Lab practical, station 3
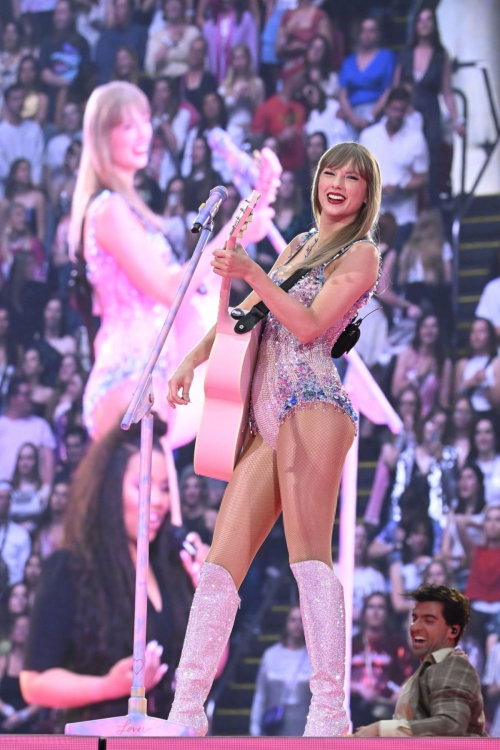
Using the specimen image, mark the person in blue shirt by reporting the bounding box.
[338,16,395,139]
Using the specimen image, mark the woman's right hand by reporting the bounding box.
[167,359,195,409]
[104,641,168,700]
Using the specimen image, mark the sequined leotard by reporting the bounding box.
[83,190,218,446]
[249,230,380,449]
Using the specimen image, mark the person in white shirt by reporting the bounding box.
[360,87,429,249]
[302,82,349,149]
[0,482,31,586]
[476,277,500,340]
[0,378,56,488]
[0,84,44,195]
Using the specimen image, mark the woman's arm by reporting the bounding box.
[453,358,467,401]
[483,358,500,408]
[338,87,359,127]
[389,560,412,613]
[212,240,379,344]
[438,358,453,409]
[35,93,49,125]
[441,51,465,135]
[34,192,46,243]
[378,248,419,313]
[391,348,413,400]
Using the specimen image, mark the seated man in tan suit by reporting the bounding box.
[354,584,487,738]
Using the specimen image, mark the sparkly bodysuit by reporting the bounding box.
[249,231,380,449]
[83,190,178,435]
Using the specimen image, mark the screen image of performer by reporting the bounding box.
[166,141,382,737]
[68,81,274,522]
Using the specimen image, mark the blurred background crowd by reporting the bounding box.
[0,0,499,737]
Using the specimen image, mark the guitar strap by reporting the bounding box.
[232,266,310,334]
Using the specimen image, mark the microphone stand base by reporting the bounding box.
[65,713,197,737]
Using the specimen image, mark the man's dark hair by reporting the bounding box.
[406,584,470,645]
[387,87,411,107]
[4,84,25,103]
[7,377,29,402]
[64,425,89,444]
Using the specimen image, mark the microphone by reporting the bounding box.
[191,185,228,233]
[168,524,197,558]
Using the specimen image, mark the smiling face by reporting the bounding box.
[453,397,473,432]
[410,600,456,660]
[109,105,152,174]
[416,8,435,41]
[458,466,480,504]
[474,419,496,455]
[358,18,380,50]
[425,562,448,586]
[19,58,36,86]
[122,449,170,543]
[307,35,327,65]
[418,315,439,346]
[14,160,31,186]
[470,318,492,354]
[8,583,28,615]
[316,160,368,225]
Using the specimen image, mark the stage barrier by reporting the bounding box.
[4,736,498,749]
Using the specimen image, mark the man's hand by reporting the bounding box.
[354,722,380,737]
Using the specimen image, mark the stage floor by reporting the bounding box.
[2,737,500,748]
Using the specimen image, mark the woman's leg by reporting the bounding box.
[276,405,355,736]
[169,431,282,734]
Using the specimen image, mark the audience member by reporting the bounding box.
[74,0,108,55]
[354,584,486,737]
[461,507,500,670]
[0,85,45,194]
[9,443,48,530]
[0,378,55,486]
[339,16,395,139]
[0,615,42,733]
[44,101,82,184]
[0,307,17,411]
[275,0,331,63]
[48,139,81,217]
[483,640,500,736]
[39,0,91,123]
[302,81,348,149]
[423,558,453,587]
[160,176,195,262]
[32,297,77,386]
[389,516,434,614]
[95,0,147,84]
[148,77,191,191]
[218,44,265,131]
[251,61,306,171]
[0,482,31,587]
[250,607,311,736]
[351,523,386,634]
[445,397,474,469]
[360,87,428,248]
[181,91,231,180]
[394,6,465,205]
[476,273,500,340]
[304,34,339,99]
[1,158,47,244]
[17,56,49,126]
[179,466,212,544]
[145,0,200,79]
[472,417,500,507]
[35,480,69,559]
[179,36,217,114]
[442,464,485,587]
[392,314,452,418]
[0,22,26,99]
[397,208,453,326]
[454,318,500,416]
[184,136,223,213]
[351,592,414,728]
[203,0,258,84]
[57,424,88,480]
[111,46,153,99]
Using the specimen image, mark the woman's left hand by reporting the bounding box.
[211,242,256,281]
[180,532,210,588]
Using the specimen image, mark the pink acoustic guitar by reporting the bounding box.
[194,191,261,481]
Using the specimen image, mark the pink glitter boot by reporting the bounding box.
[167,562,240,736]
[291,560,349,737]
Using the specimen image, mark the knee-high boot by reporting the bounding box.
[167,562,240,736]
[291,560,349,737]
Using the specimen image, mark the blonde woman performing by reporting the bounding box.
[166,142,382,736]
[69,82,274,522]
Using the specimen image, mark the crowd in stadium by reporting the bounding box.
[0,0,499,737]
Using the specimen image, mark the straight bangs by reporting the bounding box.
[286,141,383,273]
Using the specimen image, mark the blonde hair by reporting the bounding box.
[298,141,382,271]
[69,81,159,259]
[399,208,446,284]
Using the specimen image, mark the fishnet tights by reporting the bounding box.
[206,405,355,589]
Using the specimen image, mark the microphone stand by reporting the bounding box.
[65,218,215,738]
